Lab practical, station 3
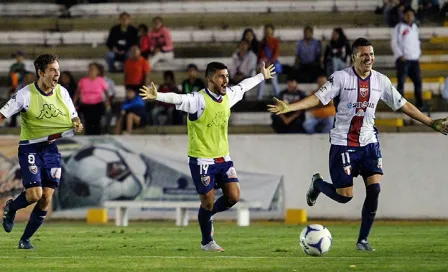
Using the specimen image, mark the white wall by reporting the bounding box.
[118,133,448,220]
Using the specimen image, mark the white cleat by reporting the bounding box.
[201,241,224,252]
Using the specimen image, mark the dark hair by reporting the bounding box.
[304,25,313,33]
[403,7,415,14]
[163,70,175,82]
[88,62,102,73]
[138,24,148,33]
[351,38,373,54]
[333,27,348,43]
[286,74,297,82]
[264,24,275,31]
[205,62,227,78]
[119,12,130,18]
[187,63,198,71]
[241,28,256,41]
[153,16,163,23]
[34,54,58,78]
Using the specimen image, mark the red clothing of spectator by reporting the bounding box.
[124,56,151,86]
[148,26,174,53]
[258,36,280,64]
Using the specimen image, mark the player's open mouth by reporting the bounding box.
[53,79,58,84]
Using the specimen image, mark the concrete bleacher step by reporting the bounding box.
[420,63,448,71]
[430,36,448,44]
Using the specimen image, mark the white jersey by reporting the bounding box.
[315,67,407,147]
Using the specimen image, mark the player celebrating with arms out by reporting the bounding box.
[140,62,275,251]
[268,38,447,251]
[1,54,83,249]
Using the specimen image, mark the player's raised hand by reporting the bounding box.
[431,117,448,135]
[261,61,276,80]
[139,82,158,100]
[267,97,291,115]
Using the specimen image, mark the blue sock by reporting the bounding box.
[198,206,213,245]
[212,196,233,215]
[21,205,47,240]
[315,179,352,203]
[9,192,30,212]
[358,184,381,243]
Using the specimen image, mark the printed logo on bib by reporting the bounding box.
[37,104,66,120]
[226,167,238,179]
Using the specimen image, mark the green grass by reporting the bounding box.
[1,221,448,271]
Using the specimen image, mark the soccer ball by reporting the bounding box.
[299,224,332,256]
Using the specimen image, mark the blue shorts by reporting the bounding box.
[18,141,62,189]
[189,158,239,195]
[329,143,383,189]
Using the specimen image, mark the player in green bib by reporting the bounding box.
[1,54,83,249]
[140,62,275,251]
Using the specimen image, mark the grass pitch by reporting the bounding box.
[0,221,447,271]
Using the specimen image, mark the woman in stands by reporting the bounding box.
[323,27,351,77]
[241,28,259,55]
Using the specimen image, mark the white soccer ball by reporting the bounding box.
[299,224,332,256]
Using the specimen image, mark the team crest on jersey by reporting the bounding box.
[37,104,66,120]
[377,158,383,169]
[226,167,238,179]
[201,175,210,186]
[360,87,369,98]
[29,164,38,175]
[343,165,351,175]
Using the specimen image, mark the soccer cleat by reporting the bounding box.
[2,199,16,233]
[18,239,34,250]
[306,173,322,206]
[356,240,375,251]
[201,240,224,252]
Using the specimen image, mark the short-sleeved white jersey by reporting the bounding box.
[315,67,407,147]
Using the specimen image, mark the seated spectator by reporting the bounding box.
[74,63,110,135]
[181,64,205,94]
[115,88,147,135]
[387,1,406,27]
[151,71,180,125]
[295,26,322,83]
[241,28,259,54]
[271,76,306,133]
[8,51,27,96]
[148,16,174,66]
[98,64,117,134]
[303,75,336,134]
[59,71,77,99]
[138,24,151,59]
[417,0,440,22]
[323,28,351,77]
[230,40,257,85]
[124,45,151,92]
[105,12,138,73]
[257,24,281,100]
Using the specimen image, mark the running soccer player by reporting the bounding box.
[139,62,275,251]
[268,38,448,251]
[1,54,83,249]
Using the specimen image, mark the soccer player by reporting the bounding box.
[139,62,275,251]
[268,38,448,251]
[1,54,83,249]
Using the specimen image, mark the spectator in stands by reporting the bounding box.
[386,0,406,27]
[181,64,205,94]
[124,45,151,92]
[8,51,27,96]
[417,0,440,22]
[151,71,180,125]
[271,75,306,133]
[105,12,138,73]
[74,62,110,135]
[9,71,36,128]
[295,26,322,83]
[148,16,174,66]
[241,28,259,54]
[138,24,151,59]
[391,7,425,110]
[323,28,351,77]
[257,24,281,100]
[115,88,147,135]
[59,71,77,99]
[97,64,116,134]
[303,75,336,134]
[230,40,257,85]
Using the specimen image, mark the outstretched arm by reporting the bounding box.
[267,95,321,115]
[399,102,448,134]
